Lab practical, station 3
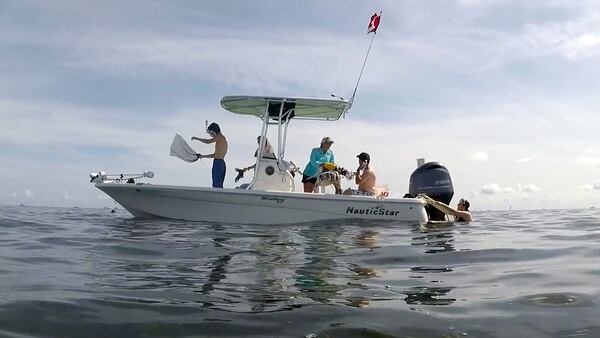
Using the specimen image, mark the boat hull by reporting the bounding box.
[96,183,428,224]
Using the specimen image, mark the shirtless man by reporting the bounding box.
[420,195,473,222]
[235,136,275,182]
[240,136,275,172]
[192,122,228,188]
[344,152,376,196]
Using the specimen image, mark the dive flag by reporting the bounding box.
[367,12,381,34]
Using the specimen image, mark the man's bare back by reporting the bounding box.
[357,166,376,193]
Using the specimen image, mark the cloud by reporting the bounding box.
[68,36,363,94]
[481,183,512,194]
[63,190,73,200]
[480,184,498,194]
[472,151,489,161]
[581,180,600,191]
[523,8,600,60]
[577,156,600,166]
[24,190,34,199]
[480,183,541,195]
[458,0,483,6]
[521,184,540,193]
[583,147,600,154]
[516,156,535,163]
[583,180,600,191]
[525,7,600,60]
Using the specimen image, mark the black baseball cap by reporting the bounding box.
[357,152,370,161]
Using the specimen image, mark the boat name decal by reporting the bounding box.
[346,205,400,216]
[261,196,285,204]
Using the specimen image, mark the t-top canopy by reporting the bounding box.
[220,96,349,121]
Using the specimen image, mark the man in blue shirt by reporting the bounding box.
[302,137,335,193]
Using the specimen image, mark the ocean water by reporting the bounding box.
[0,205,599,338]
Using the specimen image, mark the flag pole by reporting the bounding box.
[346,11,381,116]
[349,32,375,110]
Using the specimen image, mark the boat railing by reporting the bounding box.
[90,171,154,184]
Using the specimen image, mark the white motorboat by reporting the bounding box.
[92,96,429,224]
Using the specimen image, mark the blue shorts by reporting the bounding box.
[212,159,226,188]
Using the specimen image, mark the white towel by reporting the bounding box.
[170,133,199,163]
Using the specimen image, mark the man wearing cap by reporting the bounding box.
[302,137,336,193]
[344,152,377,196]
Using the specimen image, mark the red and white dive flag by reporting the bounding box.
[367,12,381,34]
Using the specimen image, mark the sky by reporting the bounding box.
[2,0,600,210]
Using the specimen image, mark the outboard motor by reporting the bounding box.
[409,161,454,221]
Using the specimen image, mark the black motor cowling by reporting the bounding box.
[409,162,454,221]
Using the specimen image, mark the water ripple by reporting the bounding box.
[0,205,599,337]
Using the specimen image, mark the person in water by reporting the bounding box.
[235,136,275,182]
[192,122,228,188]
[421,195,473,222]
[344,152,376,196]
[302,137,335,193]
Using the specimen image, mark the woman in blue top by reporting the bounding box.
[302,137,335,192]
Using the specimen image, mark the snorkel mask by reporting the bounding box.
[206,122,220,138]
